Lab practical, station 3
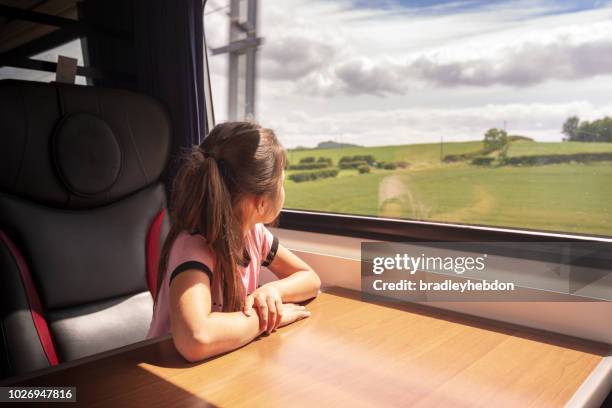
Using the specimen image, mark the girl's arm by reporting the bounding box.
[169,269,264,362]
[264,243,321,303]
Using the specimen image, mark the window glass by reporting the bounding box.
[205,1,612,237]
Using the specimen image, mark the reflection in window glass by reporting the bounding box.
[205,1,612,237]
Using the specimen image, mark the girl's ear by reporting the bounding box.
[256,196,267,215]
[247,195,265,217]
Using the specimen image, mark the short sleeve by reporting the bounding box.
[259,224,279,267]
[167,232,215,286]
[169,261,213,285]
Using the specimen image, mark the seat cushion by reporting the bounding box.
[47,291,153,362]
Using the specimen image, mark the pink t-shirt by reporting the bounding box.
[146,222,278,339]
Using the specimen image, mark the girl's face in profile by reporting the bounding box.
[263,170,285,223]
[246,170,285,227]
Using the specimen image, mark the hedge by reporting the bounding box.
[471,156,495,166]
[501,152,612,166]
[299,157,316,163]
[443,146,497,163]
[316,157,333,166]
[288,168,339,182]
[339,160,369,169]
[339,155,375,165]
[288,162,329,170]
[376,161,398,170]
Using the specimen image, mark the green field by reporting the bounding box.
[284,141,612,236]
[506,140,612,157]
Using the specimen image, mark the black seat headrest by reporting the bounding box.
[0,79,172,209]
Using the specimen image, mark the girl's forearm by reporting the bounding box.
[267,270,321,303]
[175,311,264,362]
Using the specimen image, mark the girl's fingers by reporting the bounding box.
[243,295,254,316]
[256,296,268,332]
[266,297,276,334]
[274,298,283,331]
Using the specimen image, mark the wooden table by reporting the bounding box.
[2,287,609,407]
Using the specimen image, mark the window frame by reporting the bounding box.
[277,209,612,243]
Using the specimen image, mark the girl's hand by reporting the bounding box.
[243,284,283,334]
[278,303,311,328]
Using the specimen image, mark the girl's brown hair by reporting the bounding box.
[155,121,287,312]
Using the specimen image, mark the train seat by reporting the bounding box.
[0,79,171,378]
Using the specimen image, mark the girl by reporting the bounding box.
[147,121,322,362]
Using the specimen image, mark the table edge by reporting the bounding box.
[566,353,612,408]
[0,334,172,386]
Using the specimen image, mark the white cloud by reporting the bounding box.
[408,37,612,88]
[260,35,336,80]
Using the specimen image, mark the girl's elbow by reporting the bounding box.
[311,269,322,295]
[173,330,215,363]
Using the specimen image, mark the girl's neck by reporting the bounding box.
[242,221,255,238]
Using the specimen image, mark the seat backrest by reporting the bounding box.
[0,79,172,379]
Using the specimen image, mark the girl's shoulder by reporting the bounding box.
[251,223,279,265]
[168,230,216,273]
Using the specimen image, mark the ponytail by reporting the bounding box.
[200,151,245,312]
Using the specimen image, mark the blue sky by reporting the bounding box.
[352,0,608,14]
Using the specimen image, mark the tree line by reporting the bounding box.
[562,116,612,142]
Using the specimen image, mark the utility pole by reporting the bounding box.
[210,0,262,121]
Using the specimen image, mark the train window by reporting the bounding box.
[204,1,612,238]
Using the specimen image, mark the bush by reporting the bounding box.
[339,155,375,165]
[471,156,495,166]
[357,165,370,174]
[356,155,376,165]
[288,162,329,170]
[339,160,369,169]
[377,160,407,169]
[484,128,509,151]
[288,168,339,182]
[299,156,315,163]
[316,157,333,166]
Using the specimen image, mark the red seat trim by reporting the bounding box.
[146,209,165,300]
[0,231,59,366]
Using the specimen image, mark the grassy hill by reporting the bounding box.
[287,141,483,167]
